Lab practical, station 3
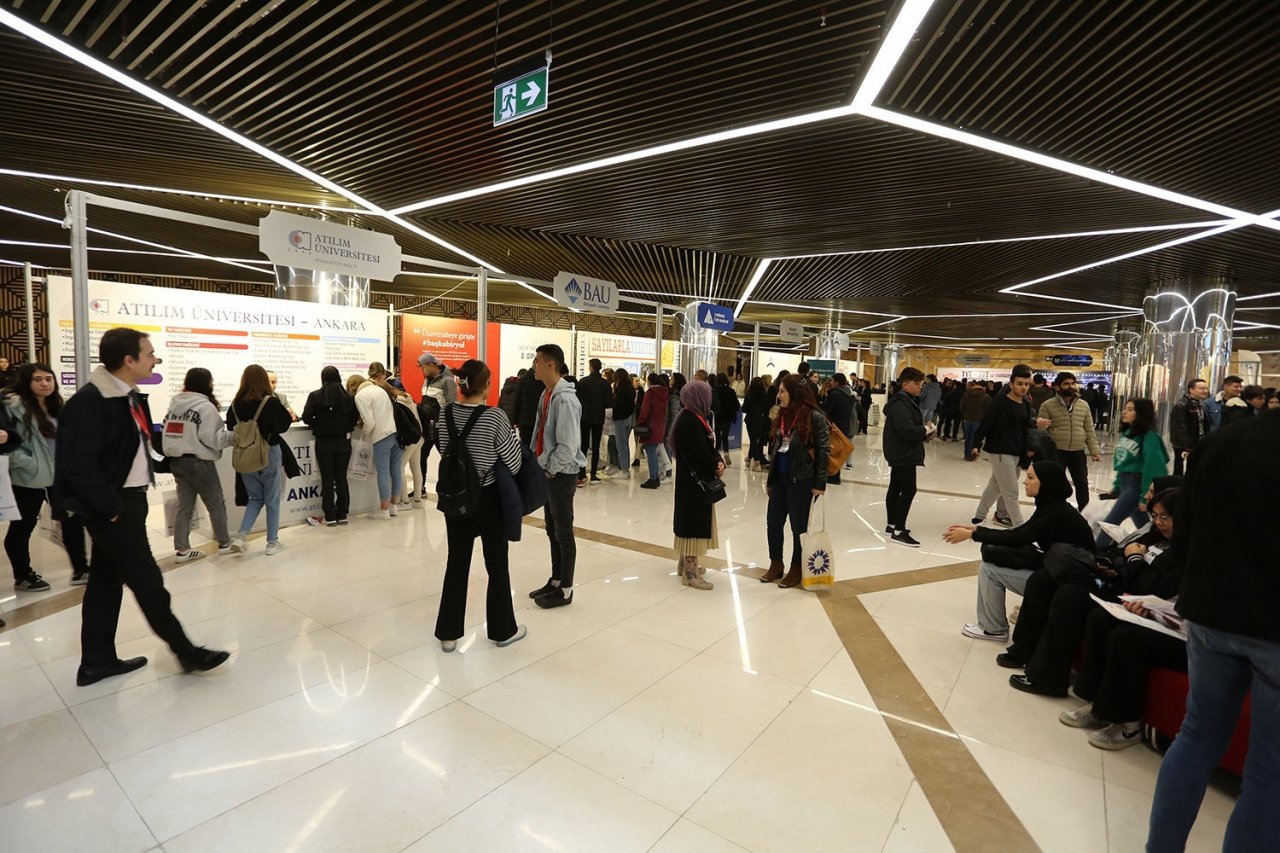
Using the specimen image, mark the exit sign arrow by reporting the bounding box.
[494,65,549,126]
[521,79,541,105]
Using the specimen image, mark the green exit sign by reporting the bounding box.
[493,66,548,126]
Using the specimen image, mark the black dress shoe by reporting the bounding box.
[1009,673,1067,697]
[528,580,558,599]
[77,656,148,686]
[996,653,1025,669]
[640,479,660,489]
[179,647,230,673]
[535,590,573,609]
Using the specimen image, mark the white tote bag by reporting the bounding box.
[800,496,835,589]
[0,456,20,523]
[348,437,374,481]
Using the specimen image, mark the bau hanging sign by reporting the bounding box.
[554,271,618,314]
[259,210,402,282]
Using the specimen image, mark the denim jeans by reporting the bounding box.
[372,433,404,502]
[644,442,662,481]
[962,420,982,458]
[766,478,814,566]
[238,444,282,542]
[1147,621,1280,852]
[1095,471,1145,549]
[170,455,230,550]
[613,416,634,474]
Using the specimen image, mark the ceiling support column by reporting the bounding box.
[678,302,717,378]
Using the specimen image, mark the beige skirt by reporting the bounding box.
[673,507,718,559]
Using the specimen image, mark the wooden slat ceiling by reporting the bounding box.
[1,0,1277,348]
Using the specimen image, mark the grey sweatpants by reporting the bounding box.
[170,455,230,551]
[975,452,1024,525]
[975,561,1033,633]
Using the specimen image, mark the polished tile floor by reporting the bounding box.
[0,436,1236,852]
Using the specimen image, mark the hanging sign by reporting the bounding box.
[258,210,401,281]
[494,65,549,126]
[1049,354,1094,367]
[696,302,735,331]
[956,354,991,366]
[553,271,618,314]
[779,320,805,344]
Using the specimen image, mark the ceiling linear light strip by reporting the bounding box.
[768,221,1237,260]
[732,259,773,318]
[0,10,518,283]
[858,106,1280,232]
[850,0,940,110]
[0,167,375,213]
[0,239,277,268]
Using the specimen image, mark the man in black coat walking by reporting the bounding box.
[576,358,609,484]
[881,367,933,548]
[55,328,228,686]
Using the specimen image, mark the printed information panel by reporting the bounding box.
[47,276,389,406]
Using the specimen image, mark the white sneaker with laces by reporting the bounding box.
[175,550,204,564]
[370,508,391,520]
[961,622,1008,642]
[1087,722,1142,750]
[388,503,399,517]
[229,533,247,553]
[265,541,286,557]
[1059,704,1104,729]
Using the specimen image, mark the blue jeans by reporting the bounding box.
[613,416,633,473]
[644,442,661,480]
[767,479,814,566]
[1095,471,1145,549]
[239,444,282,542]
[1148,622,1280,852]
[372,434,404,502]
[962,420,981,458]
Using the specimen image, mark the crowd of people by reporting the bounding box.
[2,337,1275,848]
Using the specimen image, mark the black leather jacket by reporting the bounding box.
[766,409,829,490]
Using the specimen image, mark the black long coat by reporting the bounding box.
[672,412,720,539]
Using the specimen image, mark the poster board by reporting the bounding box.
[575,332,675,377]
[498,324,574,384]
[397,314,501,405]
[47,276,388,407]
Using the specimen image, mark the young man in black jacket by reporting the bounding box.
[576,358,609,484]
[54,328,228,686]
[1167,378,1209,476]
[1147,408,1280,851]
[881,367,933,547]
[970,364,1050,527]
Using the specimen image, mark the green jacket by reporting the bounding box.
[1111,428,1168,498]
[3,399,55,488]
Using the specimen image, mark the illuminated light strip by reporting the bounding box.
[770,221,1235,260]
[0,239,276,269]
[732,258,773,318]
[860,105,1280,230]
[0,166,373,213]
[851,0,940,109]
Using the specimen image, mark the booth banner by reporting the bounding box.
[258,209,402,282]
[757,349,804,380]
[397,314,501,405]
[575,332,674,377]
[47,276,388,406]
[498,324,573,383]
[936,365,1113,390]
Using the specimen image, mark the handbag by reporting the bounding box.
[815,420,854,475]
[0,456,20,523]
[980,542,1044,572]
[800,496,835,589]
[696,476,727,505]
[634,423,651,439]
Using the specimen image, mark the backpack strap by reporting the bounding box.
[444,404,485,443]
[250,396,270,424]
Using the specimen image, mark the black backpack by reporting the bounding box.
[392,400,423,449]
[436,406,484,518]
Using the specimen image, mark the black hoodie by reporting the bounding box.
[972,460,1094,553]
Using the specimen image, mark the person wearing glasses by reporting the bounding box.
[1001,488,1184,698]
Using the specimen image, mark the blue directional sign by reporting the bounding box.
[696,302,734,332]
[1050,354,1094,367]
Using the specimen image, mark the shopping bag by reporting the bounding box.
[0,456,20,523]
[39,507,63,548]
[800,496,835,589]
[348,437,373,481]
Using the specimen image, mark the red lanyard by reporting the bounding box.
[129,396,150,439]
[535,391,551,455]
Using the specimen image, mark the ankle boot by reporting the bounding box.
[760,559,785,583]
[682,559,713,590]
[778,562,803,588]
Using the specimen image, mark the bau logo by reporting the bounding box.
[563,277,582,305]
[288,230,312,251]
[89,298,109,314]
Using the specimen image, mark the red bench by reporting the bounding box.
[1142,668,1251,776]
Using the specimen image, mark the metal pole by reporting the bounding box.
[23,262,36,364]
[476,267,488,358]
[752,322,761,380]
[66,190,91,386]
[654,304,664,372]
[387,307,396,373]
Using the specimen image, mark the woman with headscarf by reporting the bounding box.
[670,379,725,590]
[944,460,1094,642]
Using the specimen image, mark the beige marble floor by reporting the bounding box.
[0,438,1234,852]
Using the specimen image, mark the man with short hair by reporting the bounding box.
[1028,374,1054,413]
[1038,372,1101,509]
[1203,374,1243,431]
[528,344,586,609]
[882,367,933,547]
[576,358,609,484]
[416,353,458,485]
[1169,378,1210,475]
[970,364,1050,527]
[1146,407,1280,851]
[54,328,228,686]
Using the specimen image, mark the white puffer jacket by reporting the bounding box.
[355,381,396,444]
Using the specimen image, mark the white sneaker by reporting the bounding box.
[1088,722,1142,750]
[389,503,399,517]
[305,516,325,527]
[265,541,286,557]
[1059,704,1104,729]
[228,534,247,554]
[370,509,391,520]
[961,622,1008,642]
[1008,605,1021,626]
[411,496,422,505]
[217,544,232,555]
[175,549,204,564]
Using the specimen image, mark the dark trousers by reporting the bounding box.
[1054,448,1091,510]
[1172,448,1187,476]
[1012,577,1098,689]
[314,436,352,522]
[579,421,603,479]
[5,485,87,580]
[419,429,434,485]
[518,423,535,450]
[962,420,982,458]
[544,472,577,588]
[80,490,196,667]
[745,419,767,463]
[885,465,918,531]
[1074,611,1188,723]
[939,411,960,440]
[767,478,814,566]
[435,486,517,642]
[715,422,732,454]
